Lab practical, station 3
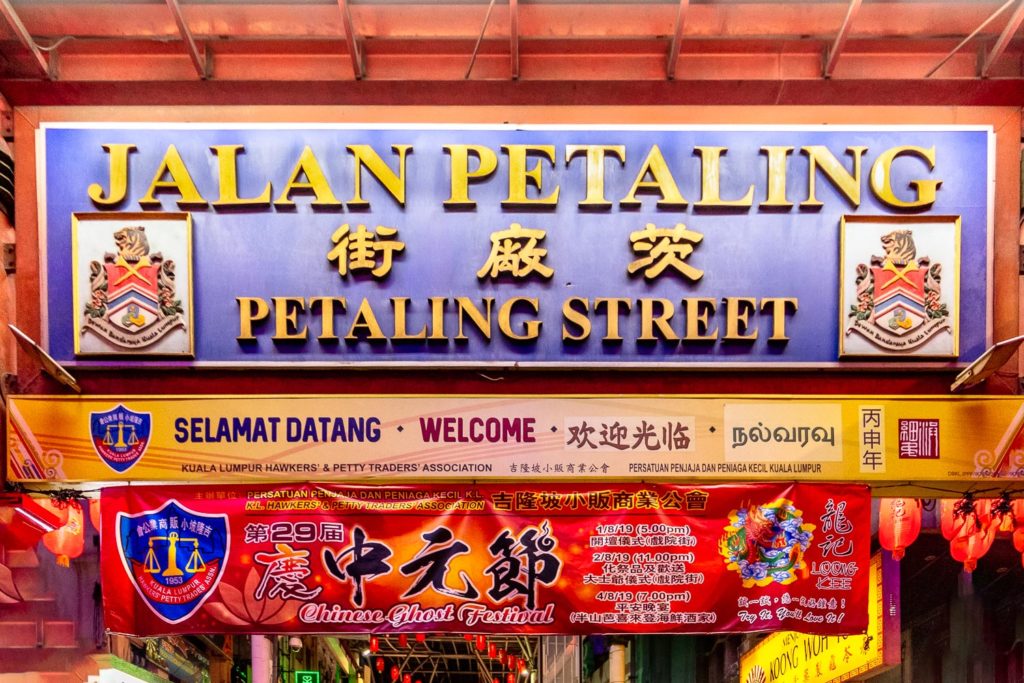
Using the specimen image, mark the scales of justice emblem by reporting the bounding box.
[116,500,229,624]
[90,404,152,473]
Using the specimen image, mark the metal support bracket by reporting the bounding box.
[338,0,366,80]
[823,0,863,78]
[666,0,690,80]
[980,0,1024,77]
[0,0,51,79]
[510,0,519,80]
[165,0,210,79]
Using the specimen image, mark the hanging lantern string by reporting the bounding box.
[952,491,979,531]
[868,483,1024,500]
[5,482,98,502]
[991,492,1015,518]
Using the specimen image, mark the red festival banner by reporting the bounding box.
[101,483,870,637]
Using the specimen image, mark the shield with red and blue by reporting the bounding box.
[116,499,230,624]
[90,404,151,473]
[104,258,162,333]
[871,260,928,336]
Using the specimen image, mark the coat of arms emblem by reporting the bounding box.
[844,227,955,355]
[73,212,193,356]
[116,500,229,624]
[81,225,185,349]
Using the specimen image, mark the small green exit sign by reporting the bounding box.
[295,671,320,683]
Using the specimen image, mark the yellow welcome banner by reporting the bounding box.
[7,394,1024,484]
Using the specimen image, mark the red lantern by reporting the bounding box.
[942,495,997,572]
[991,495,1017,533]
[941,497,992,540]
[402,675,411,683]
[390,665,400,683]
[506,675,514,683]
[398,633,408,648]
[878,498,922,560]
[34,498,70,528]
[489,643,498,658]
[375,658,385,674]
[88,498,101,533]
[519,660,528,673]
[1013,526,1024,568]
[493,678,500,683]
[415,633,426,643]
[2,495,64,550]
[476,634,487,652]
[950,523,996,572]
[464,633,474,641]
[370,635,380,653]
[42,501,84,567]
[940,499,960,539]
[1014,526,1024,553]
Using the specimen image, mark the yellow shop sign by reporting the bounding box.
[739,553,900,683]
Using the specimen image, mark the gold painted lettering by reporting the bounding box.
[639,298,680,341]
[345,299,387,341]
[455,297,494,341]
[237,297,269,341]
[722,297,758,341]
[272,297,308,341]
[391,297,428,339]
[694,147,754,207]
[210,145,272,208]
[562,297,592,341]
[870,146,940,209]
[498,297,541,341]
[800,146,866,208]
[565,144,626,208]
[683,298,718,340]
[594,298,633,342]
[620,145,687,208]
[347,144,411,208]
[428,296,448,340]
[502,145,560,207]
[309,296,346,341]
[444,144,498,208]
[761,297,798,342]
[138,144,208,208]
[760,146,794,207]
[274,146,343,207]
[88,143,136,207]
